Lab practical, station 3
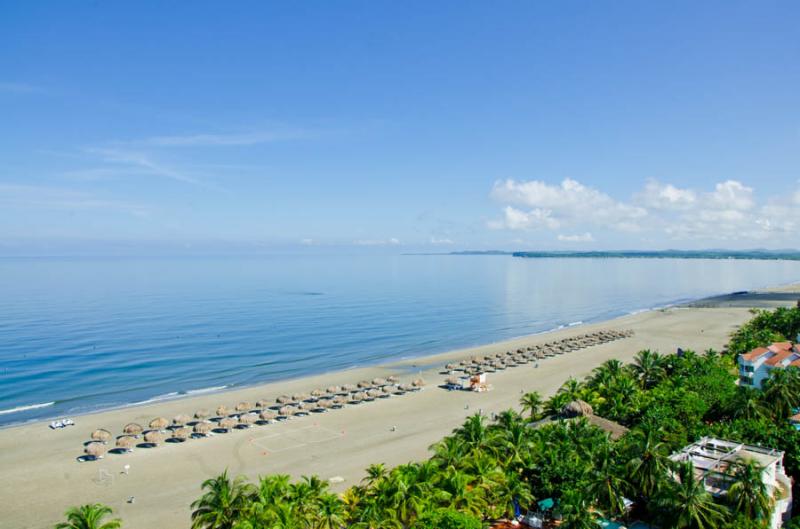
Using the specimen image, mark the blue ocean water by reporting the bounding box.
[1,254,799,426]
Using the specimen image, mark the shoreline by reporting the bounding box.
[4,280,799,431]
[0,285,763,430]
[2,286,797,528]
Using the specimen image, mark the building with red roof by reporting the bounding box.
[738,342,800,389]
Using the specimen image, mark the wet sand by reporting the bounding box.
[1,287,795,529]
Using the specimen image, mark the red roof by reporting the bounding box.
[765,350,794,367]
[741,347,769,362]
[768,342,793,353]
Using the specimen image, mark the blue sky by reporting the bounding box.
[1,1,798,254]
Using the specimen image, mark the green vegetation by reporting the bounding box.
[55,504,121,529]
[56,307,800,529]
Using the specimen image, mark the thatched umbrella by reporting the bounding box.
[332,396,347,407]
[91,428,112,442]
[149,417,169,430]
[381,385,396,395]
[239,413,258,426]
[235,402,252,413]
[445,376,460,386]
[342,383,357,393]
[115,435,136,451]
[292,392,309,402]
[296,402,313,413]
[84,442,107,459]
[171,427,191,441]
[562,400,594,418]
[387,375,399,383]
[326,385,341,395]
[193,422,212,436]
[350,392,364,403]
[218,417,237,431]
[123,423,143,436]
[259,410,277,422]
[412,378,425,388]
[276,395,293,404]
[315,399,332,410]
[445,363,458,370]
[194,409,210,420]
[311,388,326,398]
[367,389,382,399]
[398,383,414,393]
[144,431,165,445]
[216,405,229,417]
[256,399,271,409]
[372,377,387,387]
[173,414,191,427]
[278,406,295,417]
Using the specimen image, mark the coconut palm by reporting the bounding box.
[630,349,665,389]
[590,359,625,388]
[55,504,121,529]
[762,367,800,418]
[587,445,631,517]
[726,458,773,522]
[191,470,254,529]
[625,427,672,499]
[557,377,583,401]
[520,390,543,420]
[655,462,729,529]
[559,489,602,529]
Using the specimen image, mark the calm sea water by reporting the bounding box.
[1,254,799,426]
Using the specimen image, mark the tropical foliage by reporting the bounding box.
[59,307,800,528]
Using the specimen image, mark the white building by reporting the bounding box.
[738,341,800,389]
[671,437,793,529]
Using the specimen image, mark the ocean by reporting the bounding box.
[1,254,799,426]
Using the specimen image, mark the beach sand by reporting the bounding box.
[1,287,797,529]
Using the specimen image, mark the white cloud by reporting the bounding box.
[557,232,594,242]
[354,238,401,246]
[489,177,798,246]
[85,148,212,188]
[637,180,696,210]
[300,238,315,246]
[429,237,454,245]
[489,178,646,232]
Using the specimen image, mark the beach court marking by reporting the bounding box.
[252,424,344,453]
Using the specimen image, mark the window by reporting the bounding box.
[739,376,752,385]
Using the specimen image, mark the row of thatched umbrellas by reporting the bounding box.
[82,376,426,460]
[442,329,634,378]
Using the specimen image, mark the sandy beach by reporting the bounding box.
[1,287,797,529]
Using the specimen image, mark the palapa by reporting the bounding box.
[171,427,191,440]
[91,428,112,442]
[122,423,143,436]
[149,417,169,430]
[217,417,237,430]
[256,399,270,409]
[276,395,293,404]
[172,414,191,426]
[259,410,277,422]
[561,399,594,418]
[143,430,165,444]
[115,436,136,450]
[235,402,252,412]
[216,405,229,417]
[278,406,295,417]
[193,422,212,435]
[238,413,257,426]
[194,409,210,420]
[84,442,107,458]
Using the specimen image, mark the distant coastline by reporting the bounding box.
[439,249,800,261]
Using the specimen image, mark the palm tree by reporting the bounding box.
[591,359,625,388]
[191,470,254,529]
[625,427,672,500]
[455,413,490,452]
[726,458,773,523]
[587,445,631,517]
[520,391,543,420]
[655,462,728,529]
[558,377,583,401]
[55,504,121,529]
[313,494,346,529]
[558,489,602,529]
[630,349,665,389]
[762,367,800,418]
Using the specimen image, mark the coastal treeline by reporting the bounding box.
[56,307,800,529]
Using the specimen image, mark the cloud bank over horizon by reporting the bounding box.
[489,177,799,248]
